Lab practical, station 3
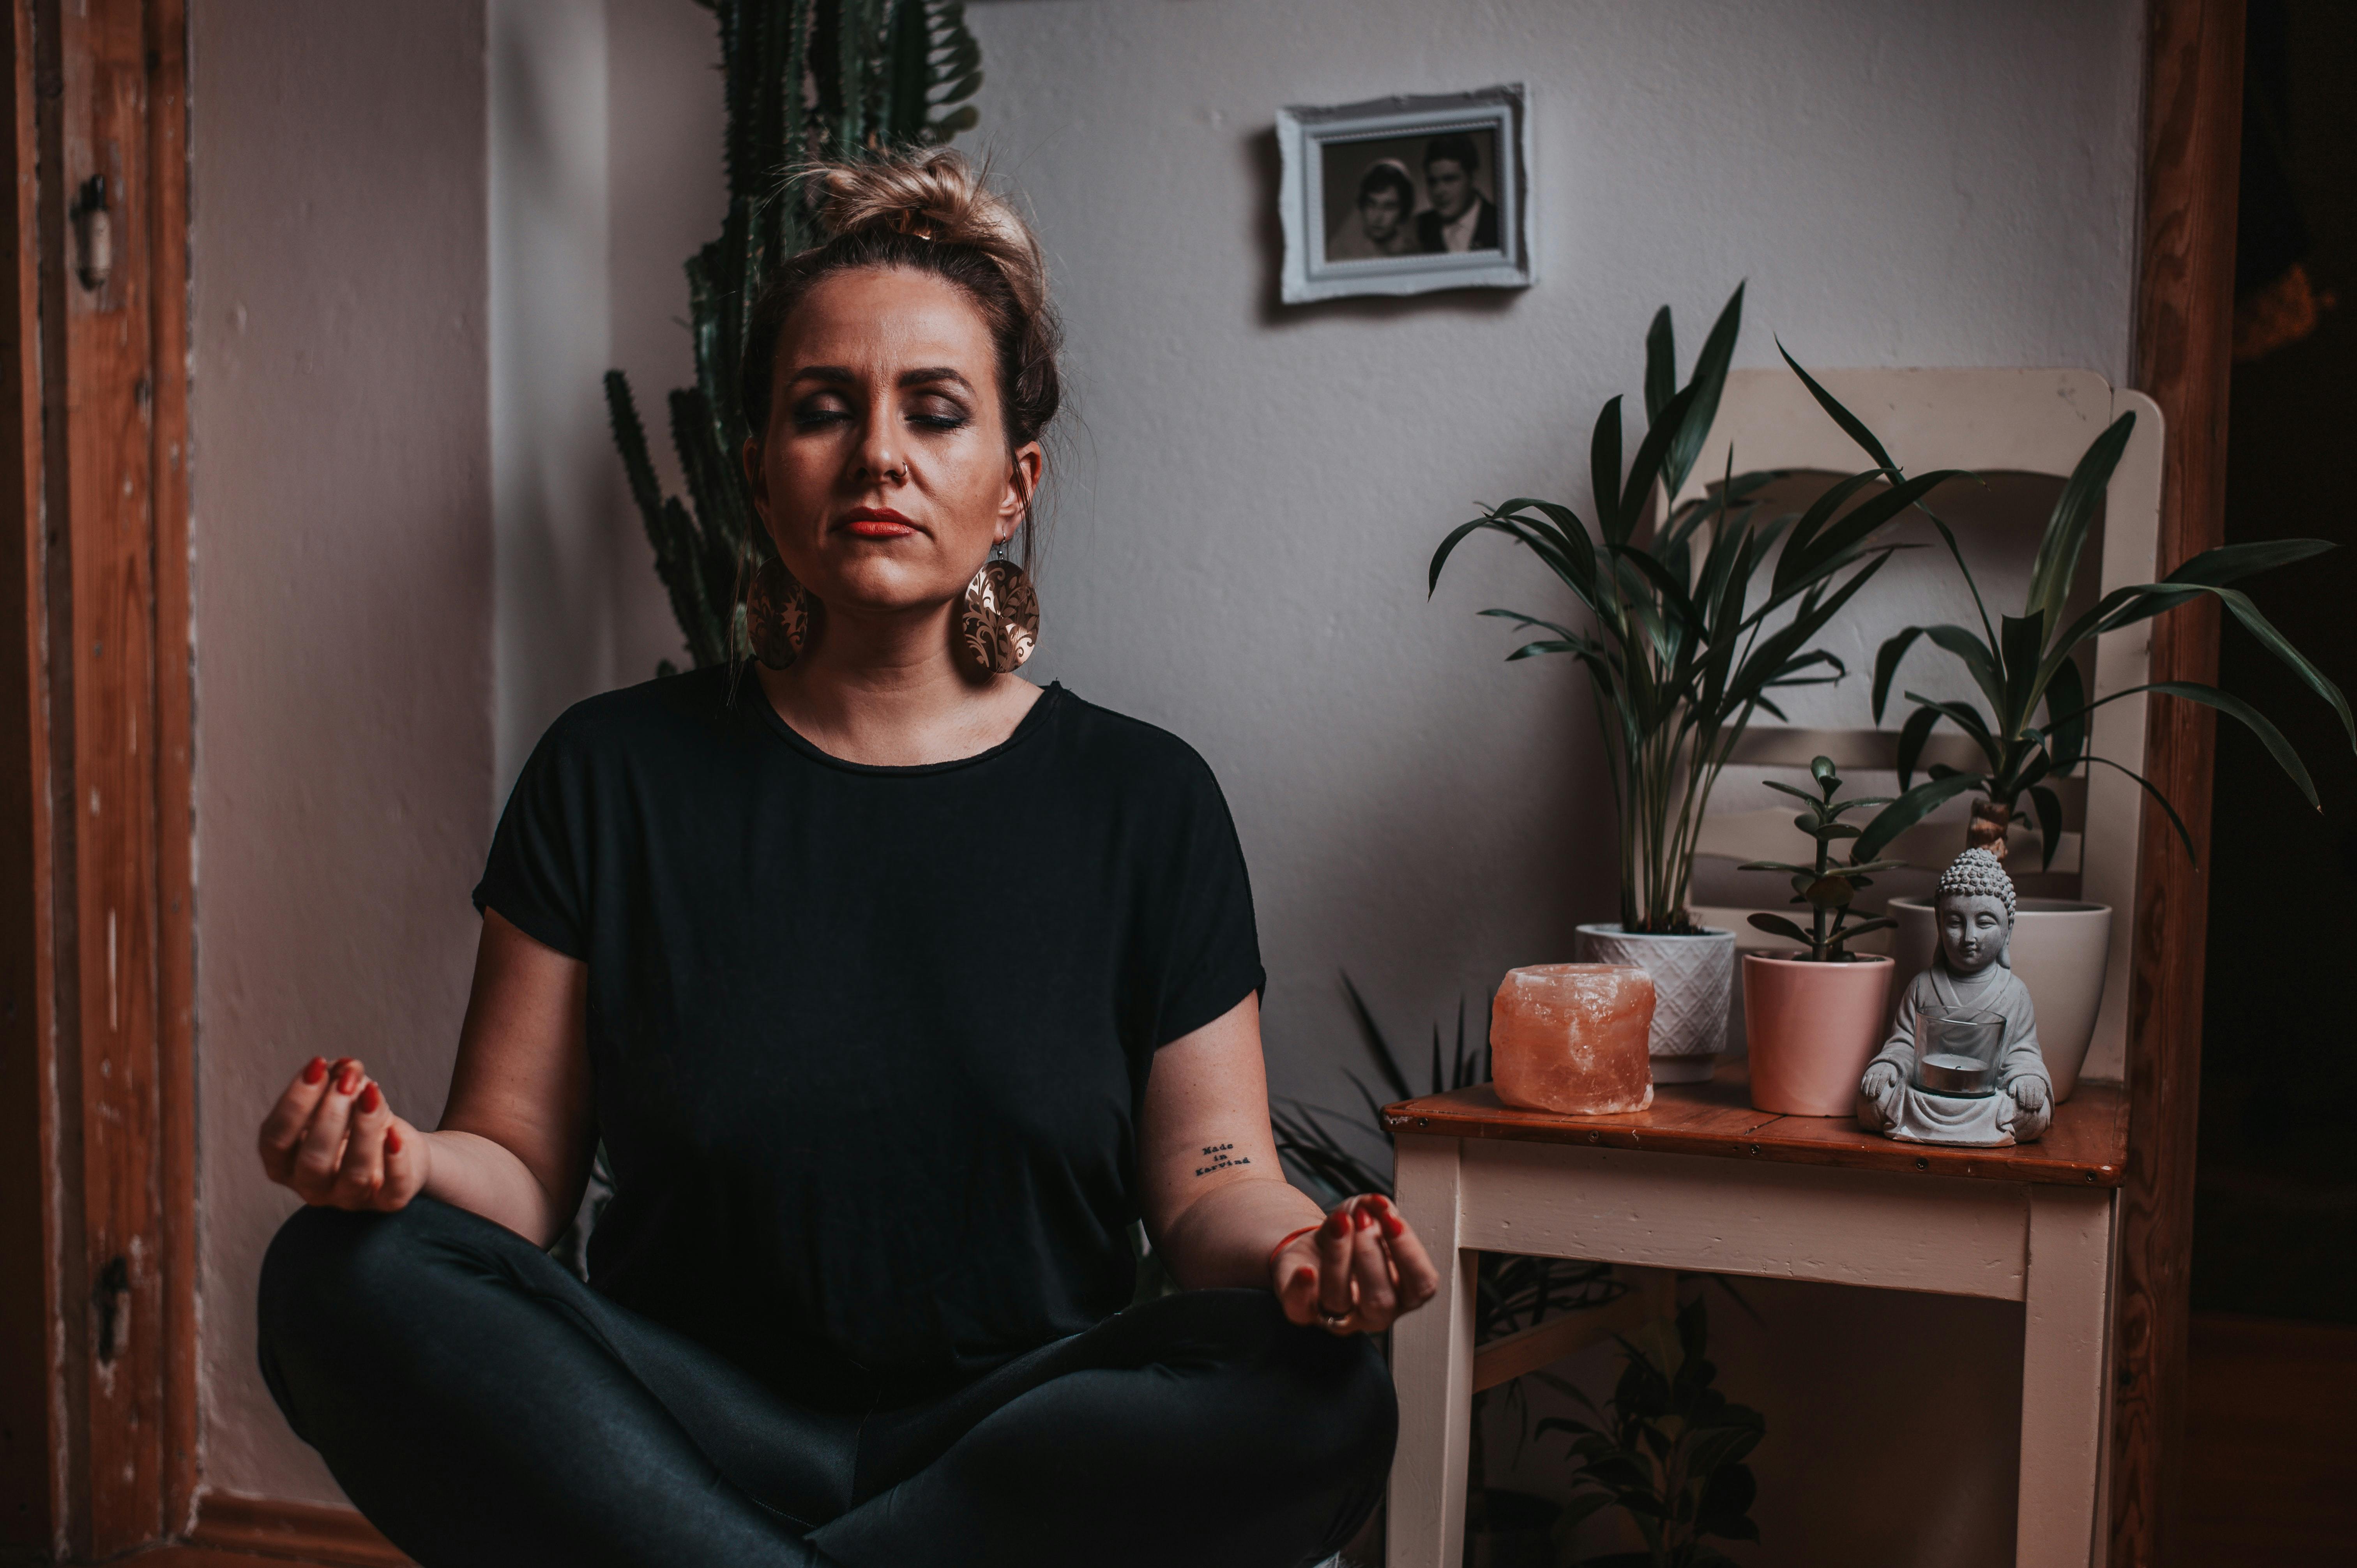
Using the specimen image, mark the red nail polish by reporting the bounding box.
[1383,1214,1405,1238]
[385,1127,404,1155]
[357,1083,381,1114]
[1323,1211,1348,1235]
[302,1057,327,1084]
[1357,1207,1375,1231]
[337,1066,361,1095]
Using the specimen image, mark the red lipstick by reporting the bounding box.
[841,507,918,539]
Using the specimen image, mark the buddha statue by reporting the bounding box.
[1859,848,2053,1146]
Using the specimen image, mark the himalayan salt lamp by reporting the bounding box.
[1491,964,1655,1115]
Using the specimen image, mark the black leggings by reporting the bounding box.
[258,1197,1394,1568]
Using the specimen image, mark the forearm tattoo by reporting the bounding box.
[1193,1142,1251,1178]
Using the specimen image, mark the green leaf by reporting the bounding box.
[1749,913,1813,948]
[2085,754,2200,867]
[1591,395,1626,544]
[2166,537,2336,586]
[1616,383,1700,546]
[2057,681,2322,809]
[2043,655,2088,771]
[2030,783,2064,871]
[1920,623,2007,720]
[2202,584,2357,751]
[1872,627,1924,723]
[1999,611,2048,729]
[1660,283,1745,501]
[1775,469,1895,581]
[1803,876,1855,908]
[1776,470,1970,600]
[1776,337,1897,471]
[1616,542,1705,633]
[1644,307,1677,427]
[1894,703,1944,789]
[2025,412,2135,632]
[1855,771,1987,863]
[1903,692,1997,755]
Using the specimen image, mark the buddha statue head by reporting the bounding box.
[1934,848,2016,978]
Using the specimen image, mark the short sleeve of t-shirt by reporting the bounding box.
[1140,749,1264,1047]
[472,720,594,960]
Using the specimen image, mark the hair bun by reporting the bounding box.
[807,148,1046,318]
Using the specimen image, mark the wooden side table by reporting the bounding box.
[1381,1067,2129,1568]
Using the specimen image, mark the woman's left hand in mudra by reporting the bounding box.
[1271,1195,1440,1336]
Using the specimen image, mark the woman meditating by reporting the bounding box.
[251,148,1436,1568]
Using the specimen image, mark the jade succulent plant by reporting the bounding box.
[1738,756,1899,961]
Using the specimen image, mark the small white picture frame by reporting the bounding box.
[1276,85,1533,305]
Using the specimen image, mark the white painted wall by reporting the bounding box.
[491,0,614,805]
[190,0,492,1508]
[949,0,2147,1100]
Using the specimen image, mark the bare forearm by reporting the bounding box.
[418,1128,573,1247]
[1154,1175,1324,1291]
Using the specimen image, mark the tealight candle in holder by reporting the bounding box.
[1491,963,1656,1116]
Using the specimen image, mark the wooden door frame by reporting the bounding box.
[2114,1,2244,1565]
[1,0,194,1558]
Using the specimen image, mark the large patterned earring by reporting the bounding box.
[959,545,1039,674]
[746,555,815,670]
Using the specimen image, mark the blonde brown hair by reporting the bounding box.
[740,149,1063,551]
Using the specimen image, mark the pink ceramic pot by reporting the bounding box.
[1742,953,1894,1116]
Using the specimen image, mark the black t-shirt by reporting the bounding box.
[471,667,1263,1411]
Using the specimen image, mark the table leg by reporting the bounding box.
[2016,1187,2115,1568]
[1387,1135,1475,1568]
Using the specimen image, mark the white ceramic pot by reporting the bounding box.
[1575,924,1735,1083]
[1889,897,2113,1102]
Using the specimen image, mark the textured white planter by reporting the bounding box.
[1575,924,1735,1083]
[1889,897,2113,1102]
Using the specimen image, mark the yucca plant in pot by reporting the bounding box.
[1776,352,2354,1100]
[1736,756,1899,1116]
[1429,288,1964,1082]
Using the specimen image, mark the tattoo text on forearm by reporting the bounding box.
[1193,1142,1250,1178]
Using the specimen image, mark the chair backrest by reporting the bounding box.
[1676,368,2163,1086]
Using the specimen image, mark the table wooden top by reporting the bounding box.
[1382,1061,2128,1188]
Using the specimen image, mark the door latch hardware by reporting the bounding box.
[71,175,110,292]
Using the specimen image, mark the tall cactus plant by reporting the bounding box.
[604,0,984,674]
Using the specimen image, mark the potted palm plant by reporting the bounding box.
[1430,289,1963,1081]
[1776,351,2352,1098]
[1737,757,1898,1116]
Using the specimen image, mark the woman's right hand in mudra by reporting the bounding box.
[1270,1194,1439,1336]
[258,1056,428,1211]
